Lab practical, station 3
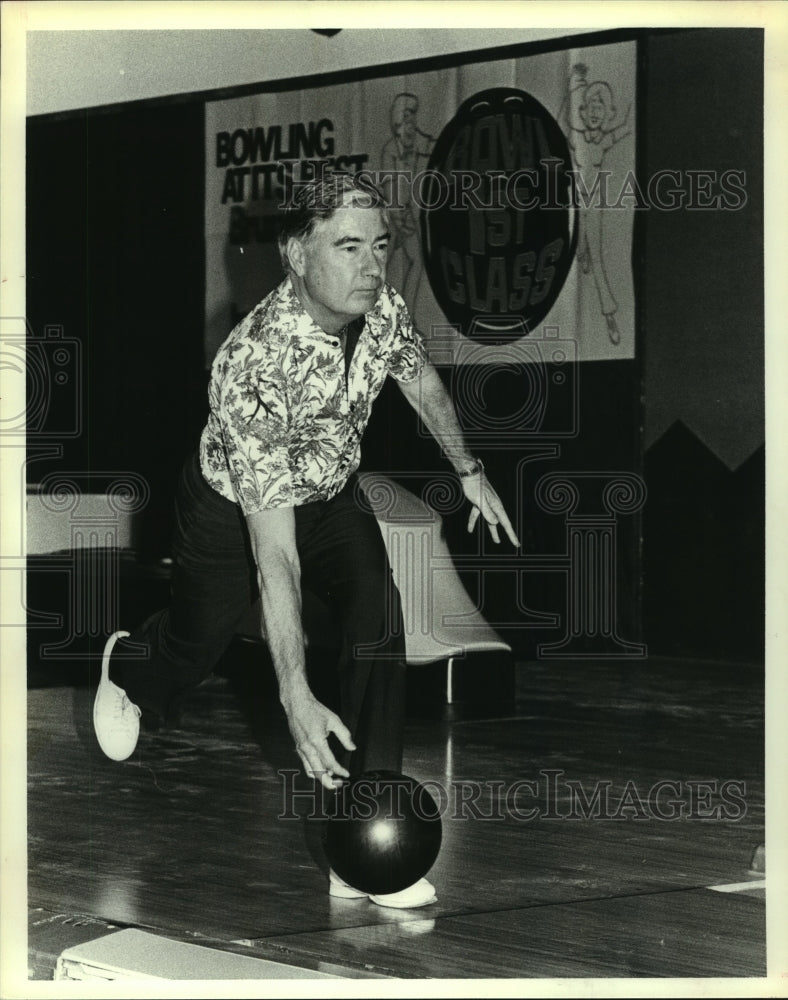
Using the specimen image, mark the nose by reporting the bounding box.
[362,247,383,279]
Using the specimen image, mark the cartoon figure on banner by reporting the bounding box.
[380,94,435,332]
[560,64,631,345]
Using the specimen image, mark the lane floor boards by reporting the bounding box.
[25,655,765,980]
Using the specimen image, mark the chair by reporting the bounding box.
[236,473,514,713]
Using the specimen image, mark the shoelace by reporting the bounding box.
[116,694,141,726]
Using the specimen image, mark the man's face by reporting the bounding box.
[291,201,390,333]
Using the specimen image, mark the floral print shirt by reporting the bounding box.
[199,276,426,513]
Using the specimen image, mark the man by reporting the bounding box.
[93,172,518,908]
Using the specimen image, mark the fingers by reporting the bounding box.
[328,716,357,755]
[297,740,348,790]
[470,503,500,543]
[494,506,520,548]
[467,491,520,547]
[318,770,343,791]
[292,705,356,789]
[296,748,336,790]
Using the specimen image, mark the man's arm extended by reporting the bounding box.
[397,360,520,547]
[245,506,355,790]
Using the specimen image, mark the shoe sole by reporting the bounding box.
[328,877,437,908]
[369,893,438,909]
[328,884,368,900]
[92,697,138,761]
[93,631,137,761]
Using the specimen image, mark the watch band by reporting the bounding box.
[458,458,484,479]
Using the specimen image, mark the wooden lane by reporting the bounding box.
[27,655,765,978]
[29,684,349,942]
[28,692,762,935]
[407,658,764,917]
[259,888,765,979]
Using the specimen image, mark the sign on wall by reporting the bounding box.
[204,42,636,366]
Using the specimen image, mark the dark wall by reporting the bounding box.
[641,28,764,663]
[641,28,764,466]
[27,103,208,556]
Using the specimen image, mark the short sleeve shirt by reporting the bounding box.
[199,277,427,513]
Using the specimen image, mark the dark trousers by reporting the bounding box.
[110,450,407,775]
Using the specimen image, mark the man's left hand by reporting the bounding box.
[462,469,520,547]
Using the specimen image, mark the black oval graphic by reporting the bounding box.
[420,88,576,344]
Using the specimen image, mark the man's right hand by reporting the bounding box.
[281,686,357,790]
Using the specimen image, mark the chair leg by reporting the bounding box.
[446,657,455,705]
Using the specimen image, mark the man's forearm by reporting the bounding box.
[256,553,310,707]
[398,361,521,547]
[246,507,311,706]
[402,363,477,474]
[249,529,355,788]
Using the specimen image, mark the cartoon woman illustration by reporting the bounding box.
[560,64,631,344]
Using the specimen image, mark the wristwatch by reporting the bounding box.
[458,458,485,479]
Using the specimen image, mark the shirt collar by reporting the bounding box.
[279,275,379,342]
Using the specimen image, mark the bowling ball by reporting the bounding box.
[324,769,443,895]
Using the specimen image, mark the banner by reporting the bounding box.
[204,42,637,366]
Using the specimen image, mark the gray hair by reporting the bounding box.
[277,172,387,271]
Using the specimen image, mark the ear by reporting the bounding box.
[286,237,308,277]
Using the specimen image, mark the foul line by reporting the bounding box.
[707,879,766,893]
